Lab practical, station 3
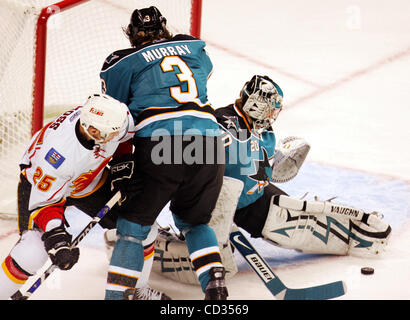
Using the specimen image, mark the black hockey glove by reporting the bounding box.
[42,226,80,270]
[109,154,141,206]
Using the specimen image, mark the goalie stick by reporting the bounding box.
[11,191,121,300]
[230,228,346,300]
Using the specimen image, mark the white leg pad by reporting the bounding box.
[261,202,349,254]
[262,197,393,256]
[208,176,244,245]
[152,228,237,285]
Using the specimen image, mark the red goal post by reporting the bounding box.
[33,0,203,134]
[0,0,202,216]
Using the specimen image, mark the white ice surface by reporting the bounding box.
[0,0,409,301]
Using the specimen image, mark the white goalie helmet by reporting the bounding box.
[240,75,283,132]
[80,94,128,143]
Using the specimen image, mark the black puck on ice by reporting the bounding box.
[361,267,374,275]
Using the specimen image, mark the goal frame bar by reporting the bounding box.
[32,0,203,135]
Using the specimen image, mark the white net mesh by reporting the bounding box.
[0,0,195,216]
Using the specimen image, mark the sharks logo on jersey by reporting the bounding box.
[222,115,240,132]
[246,147,272,195]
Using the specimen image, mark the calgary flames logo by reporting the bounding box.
[71,157,111,195]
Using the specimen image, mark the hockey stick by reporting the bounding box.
[230,228,346,300]
[11,191,121,300]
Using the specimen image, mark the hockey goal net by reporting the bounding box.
[0,0,202,217]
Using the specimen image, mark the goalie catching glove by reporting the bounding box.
[271,136,310,183]
[42,226,79,270]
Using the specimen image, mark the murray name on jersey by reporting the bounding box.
[141,43,192,62]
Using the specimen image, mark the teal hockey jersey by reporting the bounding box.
[215,104,276,209]
[100,34,219,137]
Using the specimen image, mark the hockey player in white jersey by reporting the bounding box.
[0,94,137,299]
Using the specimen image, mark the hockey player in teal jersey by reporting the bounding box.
[148,75,391,294]
[100,10,218,138]
[217,75,283,210]
[215,75,288,236]
[215,75,390,248]
[101,7,227,300]
[104,75,391,298]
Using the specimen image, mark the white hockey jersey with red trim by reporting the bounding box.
[20,105,135,218]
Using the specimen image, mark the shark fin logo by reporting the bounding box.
[247,147,271,195]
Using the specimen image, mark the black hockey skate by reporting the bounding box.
[204,267,228,300]
[123,287,172,300]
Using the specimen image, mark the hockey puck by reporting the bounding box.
[361,267,374,275]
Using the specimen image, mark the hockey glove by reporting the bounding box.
[109,154,142,206]
[42,226,80,270]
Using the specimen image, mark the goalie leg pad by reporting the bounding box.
[347,213,391,256]
[152,228,237,285]
[208,176,244,245]
[153,228,198,285]
[262,197,391,256]
[261,202,349,254]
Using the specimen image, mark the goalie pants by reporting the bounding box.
[234,184,287,238]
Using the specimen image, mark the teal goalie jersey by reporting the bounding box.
[215,104,276,209]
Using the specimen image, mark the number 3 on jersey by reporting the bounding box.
[160,56,198,103]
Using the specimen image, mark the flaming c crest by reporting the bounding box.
[71,157,111,195]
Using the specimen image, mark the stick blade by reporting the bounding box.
[283,280,347,300]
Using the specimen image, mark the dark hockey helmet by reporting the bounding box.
[240,75,283,131]
[128,6,167,38]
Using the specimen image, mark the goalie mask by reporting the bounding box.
[240,75,283,132]
[80,94,128,144]
[127,6,167,39]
